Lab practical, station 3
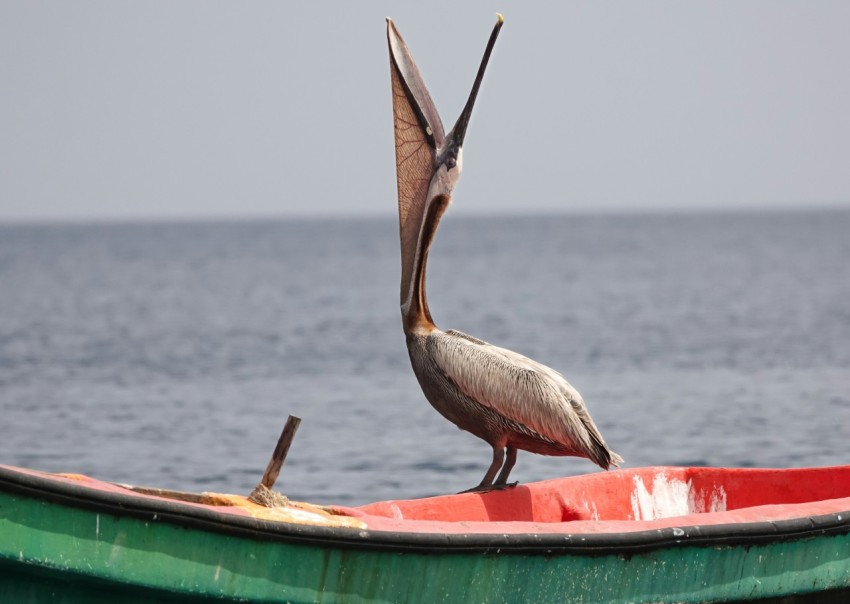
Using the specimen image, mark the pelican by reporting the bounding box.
[387,15,622,493]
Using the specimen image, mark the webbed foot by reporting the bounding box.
[458,481,518,494]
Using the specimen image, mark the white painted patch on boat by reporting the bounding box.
[707,484,727,514]
[110,531,126,563]
[581,493,599,520]
[214,563,222,582]
[630,473,727,520]
[95,513,100,540]
[587,500,600,521]
[631,474,692,520]
[388,503,404,520]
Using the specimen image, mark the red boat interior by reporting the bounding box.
[355,466,850,524]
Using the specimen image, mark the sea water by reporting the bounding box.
[1,210,848,505]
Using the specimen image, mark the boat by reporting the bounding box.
[2,463,850,603]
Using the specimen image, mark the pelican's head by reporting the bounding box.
[427,147,463,206]
[387,14,503,201]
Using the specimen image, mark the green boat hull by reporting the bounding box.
[3,466,850,603]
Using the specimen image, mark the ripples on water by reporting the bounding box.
[1,211,849,505]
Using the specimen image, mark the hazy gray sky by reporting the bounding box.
[1,2,848,223]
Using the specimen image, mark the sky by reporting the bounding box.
[1,2,848,223]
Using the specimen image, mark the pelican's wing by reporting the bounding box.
[433,330,620,468]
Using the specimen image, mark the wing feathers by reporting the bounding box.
[431,331,619,468]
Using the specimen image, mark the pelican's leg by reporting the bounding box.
[460,445,504,493]
[493,446,518,488]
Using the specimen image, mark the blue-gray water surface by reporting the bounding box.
[1,211,849,506]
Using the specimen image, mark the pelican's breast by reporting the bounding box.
[405,330,509,441]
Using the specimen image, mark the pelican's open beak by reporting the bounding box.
[388,14,505,319]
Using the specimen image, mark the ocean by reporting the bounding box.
[1,210,848,506]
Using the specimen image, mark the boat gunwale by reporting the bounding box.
[2,465,850,556]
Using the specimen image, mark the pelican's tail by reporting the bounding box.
[584,422,623,470]
[608,451,624,468]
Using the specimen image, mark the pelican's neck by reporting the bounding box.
[401,194,451,335]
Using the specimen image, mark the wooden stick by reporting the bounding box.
[248,415,301,506]
[260,414,301,489]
